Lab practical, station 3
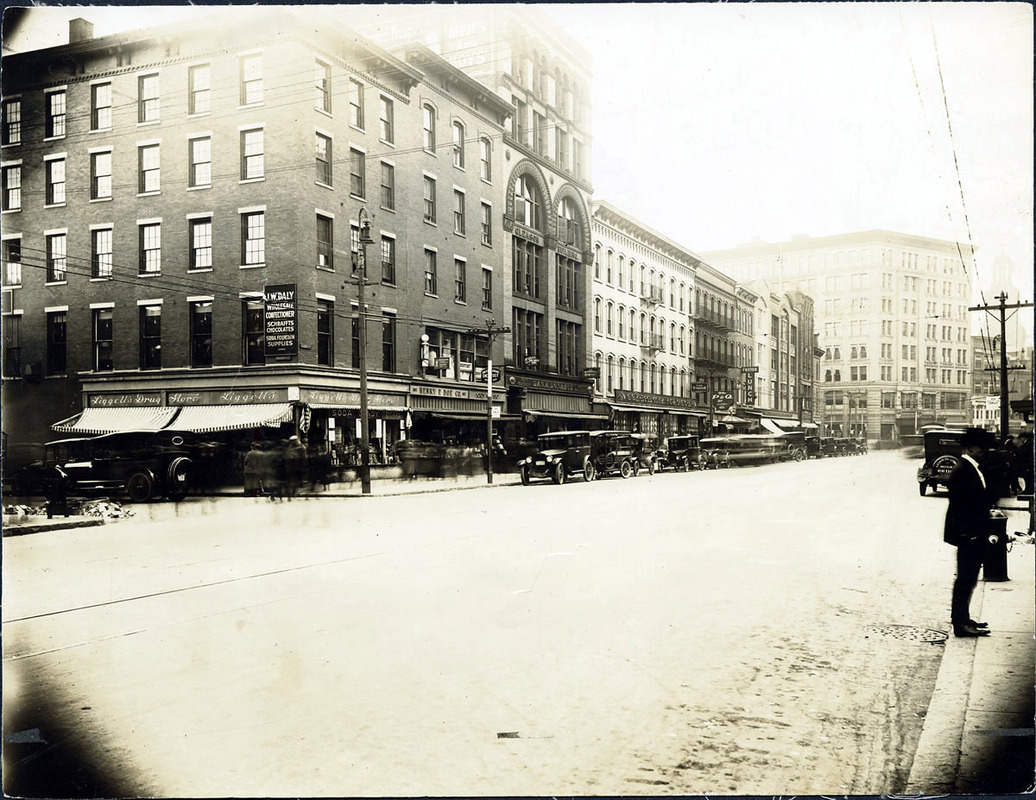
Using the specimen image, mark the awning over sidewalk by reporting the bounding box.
[716,414,750,424]
[168,403,293,433]
[609,403,706,417]
[51,407,179,435]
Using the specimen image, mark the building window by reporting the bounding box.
[92,308,114,371]
[240,54,263,105]
[479,137,491,181]
[481,202,492,246]
[317,299,333,366]
[514,175,542,229]
[382,314,396,372]
[185,64,211,115]
[349,79,364,128]
[379,96,394,143]
[314,132,332,186]
[381,236,396,284]
[453,190,466,234]
[512,307,542,367]
[481,266,492,311]
[422,104,436,151]
[350,224,360,272]
[139,223,161,274]
[243,298,265,365]
[380,161,395,210]
[2,98,22,145]
[455,258,466,302]
[91,151,112,198]
[557,197,582,247]
[92,228,113,278]
[241,211,265,265]
[45,90,66,138]
[138,73,160,122]
[139,305,161,370]
[556,254,579,310]
[46,232,67,282]
[138,143,161,193]
[190,301,213,367]
[512,238,542,299]
[423,175,436,222]
[46,311,67,375]
[349,148,365,197]
[91,83,112,129]
[1,165,20,210]
[317,214,334,269]
[46,158,66,204]
[557,320,579,377]
[314,60,331,113]
[189,137,211,188]
[179,219,212,274]
[424,249,437,295]
[240,128,264,180]
[452,120,465,168]
[3,239,22,285]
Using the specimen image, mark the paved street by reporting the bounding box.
[2,451,1031,796]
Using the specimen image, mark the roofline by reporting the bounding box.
[592,199,707,268]
[700,229,979,256]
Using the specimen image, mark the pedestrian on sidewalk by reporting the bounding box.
[944,427,996,638]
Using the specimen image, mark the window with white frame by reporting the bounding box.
[240,55,263,105]
[423,175,436,222]
[317,214,333,269]
[380,162,395,210]
[92,227,113,278]
[139,223,161,274]
[189,217,212,270]
[241,211,265,266]
[453,190,465,235]
[138,143,160,193]
[2,99,21,146]
[424,249,437,294]
[314,60,331,113]
[480,202,492,246]
[379,96,394,143]
[45,90,67,138]
[452,120,464,168]
[189,137,211,188]
[138,73,160,122]
[422,104,436,151]
[315,133,332,186]
[240,128,264,180]
[46,157,66,205]
[349,79,364,128]
[479,137,491,181]
[189,65,210,115]
[1,164,20,211]
[349,148,365,197]
[91,82,112,129]
[455,258,466,302]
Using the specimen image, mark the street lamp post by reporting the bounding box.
[356,208,375,495]
[466,319,510,484]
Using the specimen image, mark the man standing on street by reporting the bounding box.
[944,427,995,637]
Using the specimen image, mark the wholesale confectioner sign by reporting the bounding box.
[264,284,298,357]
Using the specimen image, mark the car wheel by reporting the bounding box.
[553,461,566,485]
[520,466,531,486]
[793,449,804,462]
[647,459,657,475]
[918,481,927,496]
[165,457,192,500]
[620,459,633,479]
[126,471,155,503]
[583,459,596,482]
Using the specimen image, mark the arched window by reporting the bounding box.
[618,255,625,288]
[649,363,657,394]
[679,325,685,354]
[606,355,614,393]
[640,313,647,344]
[670,278,676,307]
[557,196,581,245]
[594,297,602,333]
[630,309,636,343]
[628,261,636,293]
[514,175,543,230]
[452,120,465,168]
[594,244,602,279]
[422,103,436,151]
[679,283,686,311]
[595,352,603,393]
[606,250,614,284]
[618,305,626,340]
[479,137,492,181]
[670,322,676,353]
[606,301,614,336]
[618,357,626,390]
[670,367,677,395]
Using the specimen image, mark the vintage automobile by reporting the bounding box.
[804,436,823,459]
[6,429,194,502]
[657,435,706,471]
[517,430,592,485]
[585,430,642,479]
[627,433,659,475]
[917,428,965,496]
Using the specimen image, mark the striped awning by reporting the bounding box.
[52,406,179,435]
[168,403,293,433]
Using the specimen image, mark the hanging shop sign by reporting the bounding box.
[264,284,298,357]
[712,392,734,411]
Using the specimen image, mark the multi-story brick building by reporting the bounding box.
[1,7,597,460]
[703,231,975,442]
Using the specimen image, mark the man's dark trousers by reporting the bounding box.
[951,538,984,625]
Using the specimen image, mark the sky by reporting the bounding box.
[3,2,1033,330]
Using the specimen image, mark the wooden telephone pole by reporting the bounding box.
[465,319,510,484]
[969,291,1033,440]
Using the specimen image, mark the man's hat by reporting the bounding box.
[961,427,994,448]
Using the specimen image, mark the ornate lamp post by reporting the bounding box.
[356,208,375,495]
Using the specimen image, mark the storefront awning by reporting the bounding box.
[52,406,180,435]
[716,414,750,424]
[525,410,611,420]
[608,404,706,417]
[760,418,786,435]
[802,422,819,429]
[168,403,293,433]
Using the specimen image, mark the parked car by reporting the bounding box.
[628,433,659,475]
[917,428,964,496]
[585,430,641,479]
[657,435,706,471]
[804,436,822,459]
[517,430,592,485]
[6,429,195,502]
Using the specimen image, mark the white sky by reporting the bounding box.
[4,3,1034,319]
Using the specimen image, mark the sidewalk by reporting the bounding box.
[906,503,1036,794]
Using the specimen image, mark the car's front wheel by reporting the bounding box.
[165,457,192,500]
[620,459,633,479]
[553,461,566,485]
[583,459,596,482]
[646,458,657,475]
[126,471,155,503]
[520,465,531,486]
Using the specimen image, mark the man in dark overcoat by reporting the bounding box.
[943,427,995,637]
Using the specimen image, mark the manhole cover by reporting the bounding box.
[865,624,948,644]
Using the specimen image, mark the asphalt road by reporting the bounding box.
[3,451,962,796]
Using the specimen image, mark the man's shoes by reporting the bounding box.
[953,623,991,637]
[968,619,989,628]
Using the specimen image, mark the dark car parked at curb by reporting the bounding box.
[5,430,194,502]
[517,430,592,485]
[586,431,644,479]
[657,435,706,471]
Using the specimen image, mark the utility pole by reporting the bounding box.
[969,291,1033,441]
[465,319,510,484]
[354,209,376,495]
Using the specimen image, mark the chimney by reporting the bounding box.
[69,18,94,44]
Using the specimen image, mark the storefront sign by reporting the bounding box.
[167,388,290,406]
[409,384,487,401]
[89,392,163,407]
[613,389,699,411]
[301,389,404,408]
[264,284,298,357]
[712,392,734,411]
[508,374,588,395]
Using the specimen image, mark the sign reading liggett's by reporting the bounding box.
[264,284,298,357]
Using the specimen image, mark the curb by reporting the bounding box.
[2,517,106,536]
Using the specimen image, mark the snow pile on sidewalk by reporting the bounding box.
[77,499,133,520]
